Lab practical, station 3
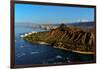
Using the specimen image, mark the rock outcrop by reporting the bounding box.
[22,24,95,53]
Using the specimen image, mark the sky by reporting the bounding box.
[15,4,94,24]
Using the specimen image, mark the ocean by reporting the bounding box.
[14,25,95,65]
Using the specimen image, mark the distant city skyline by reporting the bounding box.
[15,4,94,24]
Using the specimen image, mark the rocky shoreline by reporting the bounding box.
[21,34,95,55]
[21,36,95,54]
[21,24,95,55]
[53,46,95,54]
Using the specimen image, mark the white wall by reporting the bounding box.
[0,0,100,69]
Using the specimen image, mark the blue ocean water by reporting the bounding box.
[14,26,95,65]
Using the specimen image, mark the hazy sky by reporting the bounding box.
[15,4,94,24]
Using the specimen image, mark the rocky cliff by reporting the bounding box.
[22,24,95,53]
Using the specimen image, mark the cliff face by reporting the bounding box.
[22,24,95,52]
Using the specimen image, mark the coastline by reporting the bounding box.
[54,46,95,55]
[36,41,95,55]
[37,41,50,45]
[22,36,95,55]
[21,30,95,55]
